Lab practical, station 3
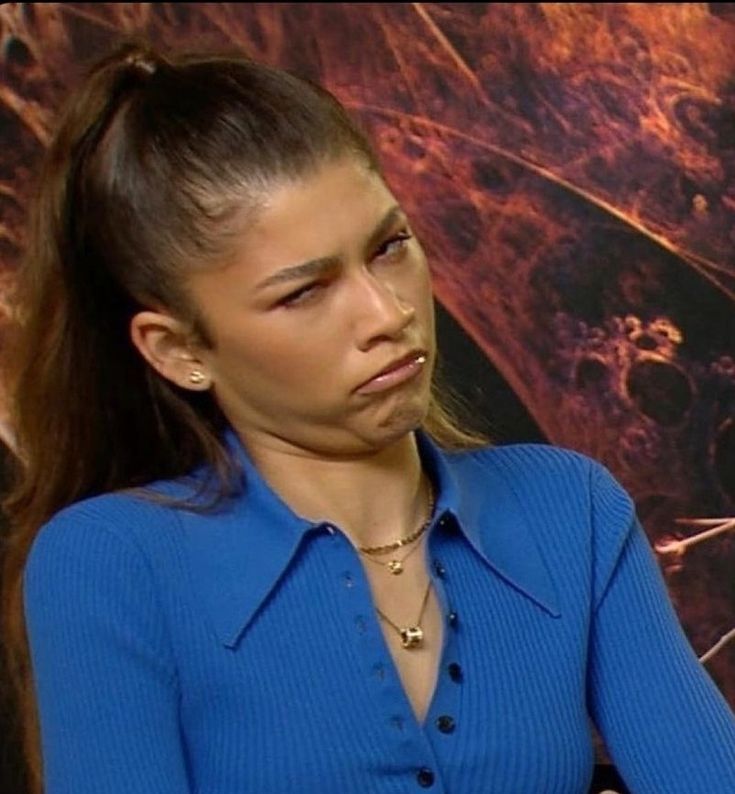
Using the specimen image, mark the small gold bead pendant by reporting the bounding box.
[400,626,424,649]
[388,560,403,574]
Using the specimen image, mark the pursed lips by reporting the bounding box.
[354,349,427,394]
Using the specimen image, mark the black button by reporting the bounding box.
[448,662,463,682]
[433,560,446,578]
[436,714,455,733]
[416,767,435,787]
[447,610,459,627]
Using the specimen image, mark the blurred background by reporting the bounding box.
[1,4,734,792]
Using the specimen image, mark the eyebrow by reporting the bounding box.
[255,205,405,291]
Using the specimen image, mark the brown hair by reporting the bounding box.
[1,40,488,792]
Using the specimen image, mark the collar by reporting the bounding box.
[177,428,560,649]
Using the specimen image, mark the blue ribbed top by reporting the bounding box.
[23,430,735,793]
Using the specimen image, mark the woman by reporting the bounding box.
[3,41,735,794]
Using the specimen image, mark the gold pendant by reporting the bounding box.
[388,560,403,574]
[400,626,424,649]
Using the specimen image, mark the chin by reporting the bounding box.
[367,397,429,447]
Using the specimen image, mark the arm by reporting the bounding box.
[23,508,191,794]
[586,464,735,793]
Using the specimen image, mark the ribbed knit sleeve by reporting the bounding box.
[23,508,191,794]
[586,463,735,793]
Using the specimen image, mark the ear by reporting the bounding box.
[129,310,212,391]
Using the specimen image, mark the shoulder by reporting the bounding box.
[22,487,185,684]
[488,444,635,527]
[461,441,592,471]
[448,444,640,612]
[448,441,603,498]
[23,477,199,587]
[444,441,636,543]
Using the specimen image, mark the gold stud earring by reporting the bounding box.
[188,370,206,385]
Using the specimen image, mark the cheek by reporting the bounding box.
[223,332,296,374]
[217,323,337,389]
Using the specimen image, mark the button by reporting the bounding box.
[354,615,367,633]
[447,662,463,682]
[416,767,435,787]
[389,714,405,731]
[436,714,455,733]
[447,610,459,627]
[433,560,446,578]
[439,513,458,532]
[342,572,354,588]
[323,523,336,535]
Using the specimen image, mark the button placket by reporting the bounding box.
[421,540,463,745]
[325,527,382,655]
[327,529,427,729]
[326,520,450,788]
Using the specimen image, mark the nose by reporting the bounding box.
[353,270,416,350]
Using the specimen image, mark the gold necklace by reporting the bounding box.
[357,484,434,575]
[360,534,424,575]
[374,579,432,649]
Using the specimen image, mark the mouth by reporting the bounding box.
[355,349,428,395]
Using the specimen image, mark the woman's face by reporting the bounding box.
[185,156,436,457]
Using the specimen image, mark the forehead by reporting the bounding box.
[241,158,397,260]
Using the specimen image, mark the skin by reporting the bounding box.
[130,156,438,547]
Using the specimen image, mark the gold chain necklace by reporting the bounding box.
[374,579,432,649]
[357,484,434,575]
[360,535,424,574]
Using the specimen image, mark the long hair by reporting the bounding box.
[0,40,488,792]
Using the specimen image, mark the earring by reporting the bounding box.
[188,370,207,385]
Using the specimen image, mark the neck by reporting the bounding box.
[238,430,430,550]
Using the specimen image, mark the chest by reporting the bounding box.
[359,549,445,725]
[174,529,594,793]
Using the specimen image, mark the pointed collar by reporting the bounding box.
[415,433,560,620]
[176,428,560,649]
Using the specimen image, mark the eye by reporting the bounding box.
[279,282,323,308]
[375,231,413,259]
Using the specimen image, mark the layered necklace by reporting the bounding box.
[356,483,435,650]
